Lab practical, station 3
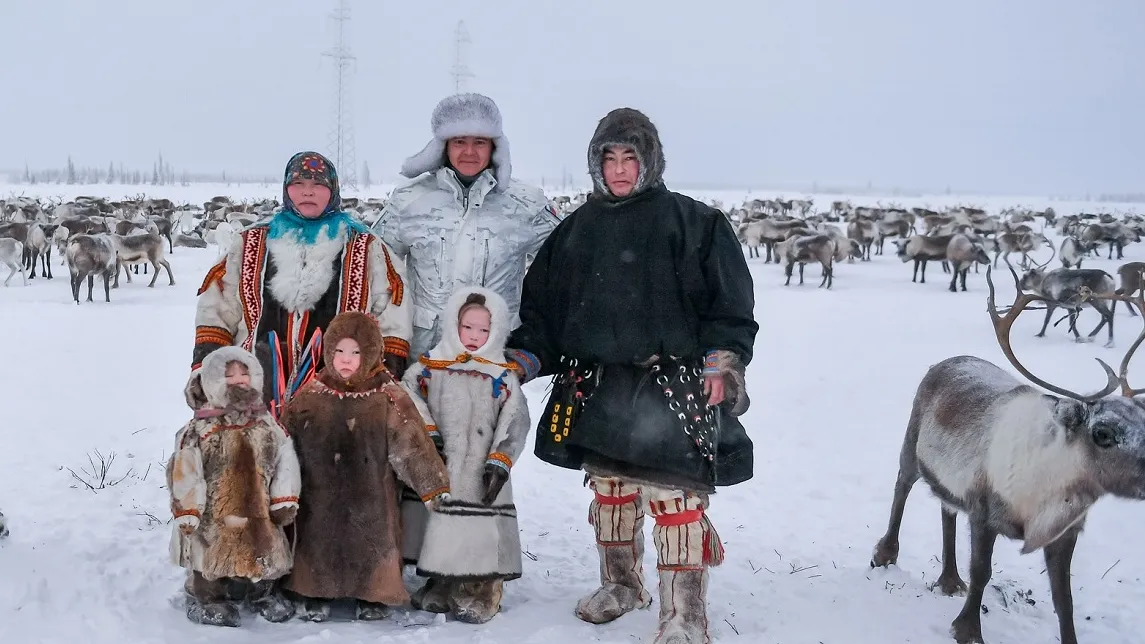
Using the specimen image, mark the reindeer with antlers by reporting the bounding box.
[871,264,1145,644]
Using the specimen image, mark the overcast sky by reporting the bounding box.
[1,0,1141,195]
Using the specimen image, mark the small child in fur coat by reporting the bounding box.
[280,311,451,622]
[401,286,531,624]
[169,346,301,627]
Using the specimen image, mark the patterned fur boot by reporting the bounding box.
[451,578,504,624]
[647,488,722,644]
[575,477,653,624]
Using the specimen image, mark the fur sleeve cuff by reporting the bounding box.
[425,425,441,439]
[703,350,720,374]
[505,348,541,382]
[173,510,200,530]
[487,452,513,472]
[269,496,299,511]
[708,349,750,417]
[383,336,410,359]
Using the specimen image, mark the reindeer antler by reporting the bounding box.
[985,264,1120,402]
[1116,285,1145,397]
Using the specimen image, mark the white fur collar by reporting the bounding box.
[265,224,348,313]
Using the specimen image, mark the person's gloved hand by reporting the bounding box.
[481,463,509,506]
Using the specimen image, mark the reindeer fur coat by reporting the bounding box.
[168,346,301,583]
[400,286,531,581]
[280,312,450,605]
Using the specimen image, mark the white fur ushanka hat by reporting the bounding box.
[400,93,512,188]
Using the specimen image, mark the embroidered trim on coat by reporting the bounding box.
[237,227,269,352]
[194,325,234,347]
[487,452,513,470]
[382,243,404,306]
[383,336,410,358]
[197,259,227,296]
[338,232,372,313]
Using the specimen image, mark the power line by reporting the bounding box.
[322,0,357,191]
[451,20,474,93]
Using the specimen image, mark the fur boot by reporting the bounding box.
[186,572,241,627]
[248,580,294,623]
[356,600,391,621]
[652,567,710,644]
[647,487,722,644]
[411,576,452,614]
[450,578,504,624]
[575,477,652,624]
[299,597,332,622]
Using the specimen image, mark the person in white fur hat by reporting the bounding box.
[372,93,562,368]
[373,91,560,610]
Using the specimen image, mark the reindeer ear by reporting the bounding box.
[1050,397,1088,436]
[184,370,207,410]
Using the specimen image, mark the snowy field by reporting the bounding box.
[2,182,1145,644]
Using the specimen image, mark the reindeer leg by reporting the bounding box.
[162,259,175,286]
[950,516,997,644]
[28,249,36,280]
[1044,528,1081,644]
[783,262,793,286]
[3,264,13,287]
[871,410,921,568]
[1036,305,1055,337]
[928,506,967,596]
[960,268,969,291]
[912,259,920,283]
[948,263,959,292]
[70,273,80,303]
[147,259,160,287]
[1089,301,1114,347]
[86,275,94,302]
[103,272,111,303]
[920,259,928,284]
[798,262,805,285]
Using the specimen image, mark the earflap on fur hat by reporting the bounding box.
[587,108,666,200]
[322,312,384,384]
[400,93,512,188]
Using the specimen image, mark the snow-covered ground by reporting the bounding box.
[2,183,1144,644]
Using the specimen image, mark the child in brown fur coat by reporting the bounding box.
[169,345,302,627]
[280,311,450,622]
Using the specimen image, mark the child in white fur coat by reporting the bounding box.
[401,286,531,624]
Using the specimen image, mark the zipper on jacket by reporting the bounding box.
[481,237,489,285]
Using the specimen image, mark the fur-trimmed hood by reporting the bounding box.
[400,93,512,189]
[424,286,513,377]
[587,108,666,201]
[185,346,265,410]
[321,311,386,388]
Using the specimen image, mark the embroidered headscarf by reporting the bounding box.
[269,150,369,244]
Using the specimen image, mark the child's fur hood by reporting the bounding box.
[321,311,385,388]
[184,346,265,410]
[431,286,511,362]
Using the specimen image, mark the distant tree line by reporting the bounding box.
[9,153,276,187]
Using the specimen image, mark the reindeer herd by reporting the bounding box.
[0,193,393,304]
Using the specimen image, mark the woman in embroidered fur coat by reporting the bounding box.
[280,311,450,621]
[169,345,302,627]
[190,151,414,417]
[400,286,531,624]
